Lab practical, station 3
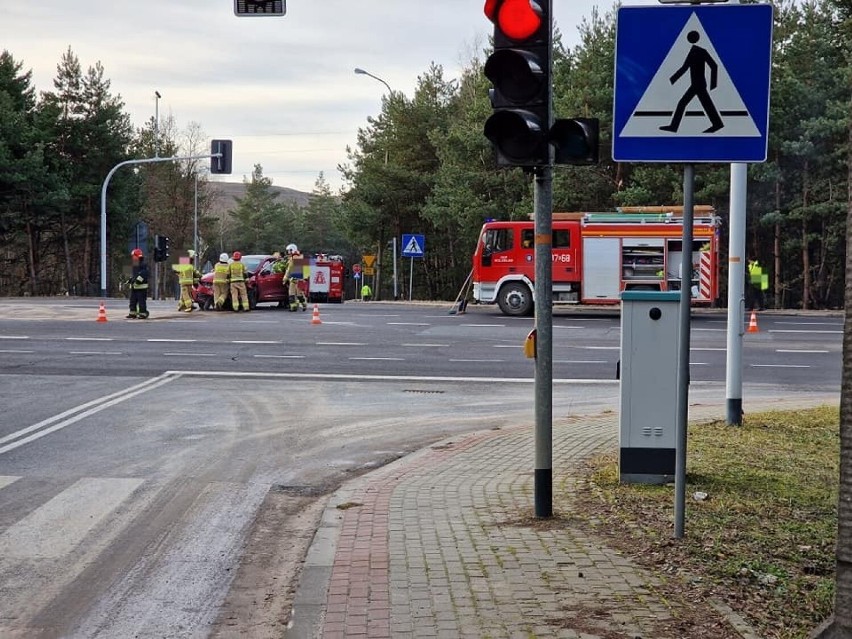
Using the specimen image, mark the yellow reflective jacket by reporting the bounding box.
[213,262,230,284]
[229,261,247,282]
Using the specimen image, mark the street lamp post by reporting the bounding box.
[354,67,394,299]
[154,91,161,158]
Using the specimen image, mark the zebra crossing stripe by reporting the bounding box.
[0,476,21,491]
[0,477,143,559]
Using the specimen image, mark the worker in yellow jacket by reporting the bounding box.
[229,251,250,312]
[213,253,230,310]
[172,249,201,312]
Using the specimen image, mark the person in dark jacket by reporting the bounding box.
[127,248,150,319]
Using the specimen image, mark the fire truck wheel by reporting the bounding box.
[497,282,533,317]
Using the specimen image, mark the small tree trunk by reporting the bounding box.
[810,93,852,639]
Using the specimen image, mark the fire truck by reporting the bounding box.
[307,254,345,303]
[472,206,721,316]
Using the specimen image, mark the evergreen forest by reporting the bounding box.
[0,0,849,306]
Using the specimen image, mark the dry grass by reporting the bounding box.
[572,406,839,639]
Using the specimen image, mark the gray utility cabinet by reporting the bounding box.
[619,291,680,484]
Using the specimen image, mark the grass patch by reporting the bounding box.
[574,406,839,639]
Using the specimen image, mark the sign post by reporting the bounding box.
[401,234,425,301]
[613,2,773,538]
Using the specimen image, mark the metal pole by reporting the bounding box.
[100,153,220,298]
[674,164,695,538]
[154,91,161,158]
[193,173,199,270]
[534,165,553,518]
[409,257,414,302]
[726,163,747,425]
[393,236,398,300]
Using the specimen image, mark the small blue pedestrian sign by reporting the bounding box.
[401,234,425,259]
[613,4,773,163]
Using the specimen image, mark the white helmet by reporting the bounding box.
[219,253,229,262]
[286,243,298,255]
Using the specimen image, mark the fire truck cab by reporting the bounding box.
[472,207,720,316]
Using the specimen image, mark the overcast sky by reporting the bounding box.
[2,0,619,193]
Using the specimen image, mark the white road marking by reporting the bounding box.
[0,476,21,490]
[254,354,305,359]
[751,364,810,368]
[0,335,30,340]
[690,362,710,366]
[349,357,404,361]
[69,351,123,356]
[776,349,829,354]
[775,321,843,326]
[316,342,367,346]
[232,340,280,344]
[0,373,178,455]
[0,349,34,354]
[172,370,620,385]
[403,343,449,348]
[0,477,143,559]
[768,329,842,334]
[148,338,197,342]
[691,347,726,352]
[163,352,217,357]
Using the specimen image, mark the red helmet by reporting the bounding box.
[131,248,143,259]
[233,251,242,260]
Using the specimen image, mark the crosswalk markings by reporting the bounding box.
[0,476,21,491]
[0,477,143,559]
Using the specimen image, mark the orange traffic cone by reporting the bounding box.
[96,301,108,323]
[747,311,759,333]
[310,304,322,325]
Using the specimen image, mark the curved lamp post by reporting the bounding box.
[354,67,395,300]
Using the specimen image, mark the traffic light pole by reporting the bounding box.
[99,152,219,298]
[534,165,554,518]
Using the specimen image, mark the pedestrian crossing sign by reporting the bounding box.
[401,234,425,258]
[613,4,773,163]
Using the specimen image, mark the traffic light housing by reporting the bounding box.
[233,0,286,16]
[154,234,170,262]
[483,0,551,167]
[210,139,233,175]
[550,118,600,165]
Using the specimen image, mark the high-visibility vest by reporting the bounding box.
[213,262,230,284]
[229,261,247,282]
[172,263,196,286]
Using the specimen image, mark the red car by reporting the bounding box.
[195,254,345,309]
[195,255,286,310]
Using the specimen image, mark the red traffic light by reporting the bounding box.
[484,0,542,42]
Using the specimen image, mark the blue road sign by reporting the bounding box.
[401,234,425,258]
[613,4,773,163]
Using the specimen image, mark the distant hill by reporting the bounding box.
[207,181,312,216]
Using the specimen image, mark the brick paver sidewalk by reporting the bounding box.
[288,397,835,638]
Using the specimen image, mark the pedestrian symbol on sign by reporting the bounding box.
[402,235,424,257]
[619,12,760,139]
[659,30,723,134]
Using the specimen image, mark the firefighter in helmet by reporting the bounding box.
[213,252,230,310]
[283,243,308,311]
[229,251,250,311]
[172,249,201,312]
[127,248,150,319]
